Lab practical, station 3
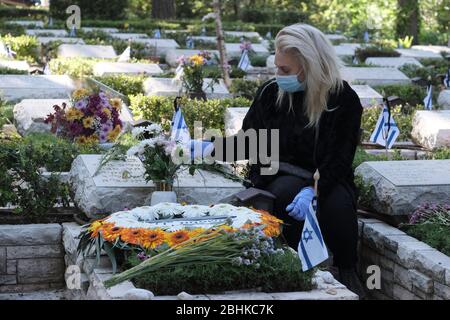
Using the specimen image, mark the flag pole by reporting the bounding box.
[313,169,320,198]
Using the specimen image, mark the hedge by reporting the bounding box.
[129,95,251,135]
[94,74,145,96]
[49,0,127,20]
[0,34,39,63]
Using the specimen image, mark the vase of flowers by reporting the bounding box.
[127,124,188,205]
[45,89,123,145]
[177,51,218,100]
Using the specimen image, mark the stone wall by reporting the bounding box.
[357,218,450,300]
[0,224,65,293]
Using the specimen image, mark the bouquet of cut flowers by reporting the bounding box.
[45,89,123,144]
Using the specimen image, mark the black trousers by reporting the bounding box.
[264,174,358,269]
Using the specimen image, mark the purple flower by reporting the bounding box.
[137,252,149,261]
[74,99,88,110]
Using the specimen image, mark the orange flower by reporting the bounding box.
[166,230,191,247]
[100,223,122,242]
[120,228,143,245]
[140,228,166,249]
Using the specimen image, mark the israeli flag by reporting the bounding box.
[298,197,329,272]
[352,55,359,65]
[117,46,131,62]
[154,29,161,39]
[238,49,252,71]
[186,36,194,49]
[69,25,76,37]
[190,140,214,159]
[364,31,370,43]
[170,106,191,145]
[6,45,16,59]
[443,69,450,88]
[172,63,184,84]
[0,40,8,57]
[423,84,433,110]
[43,63,51,75]
[370,105,400,149]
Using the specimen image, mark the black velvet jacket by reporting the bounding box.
[216,78,363,199]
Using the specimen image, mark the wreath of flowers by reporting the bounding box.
[83,203,283,251]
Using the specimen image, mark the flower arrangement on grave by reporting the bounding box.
[177,51,219,100]
[77,202,284,283]
[44,89,123,144]
[240,41,253,53]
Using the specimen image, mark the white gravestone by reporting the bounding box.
[266,55,275,73]
[13,98,134,136]
[9,20,44,28]
[411,110,450,150]
[396,49,442,59]
[81,27,119,33]
[326,34,347,42]
[224,31,262,40]
[365,57,423,68]
[69,155,245,218]
[350,85,383,107]
[57,44,117,59]
[340,67,411,86]
[26,29,68,37]
[411,45,450,55]
[355,160,450,216]
[0,60,29,72]
[225,43,269,58]
[0,75,76,102]
[191,36,216,44]
[165,49,219,67]
[128,38,180,55]
[93,62,163,76]
[224,107,251,137]
[144,77,231,99]
[111,33,150,40]
[333,43,362,57]
[438,90,450,110]
[37,37,85,45]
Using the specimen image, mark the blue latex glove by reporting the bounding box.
[190,139,214,160]
[286,186,314,221]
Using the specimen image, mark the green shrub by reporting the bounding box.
[49,0,127,20]
[0,21,25,36]
[0,98,13,127]
[229,79,262,99]
[49,57,99,77]
[0,34,39,63]
[403,223,450,256]
[126,248,314,295]
[355,45,400,62]
[94,74,145,96]
[129,95,251,134]
[0,7,48,19]
[373,84,428,107]
[0,66,28,75]
[400,60,449,86]
[427,148,450,160]
[249,54,268,67]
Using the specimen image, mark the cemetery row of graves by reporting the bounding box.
[0,16,449,300]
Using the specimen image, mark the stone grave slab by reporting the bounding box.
[111,33,150,40]
[326,34,347,42]
[26,29,68,37]
[411,45,450,55]
[340,67,411,86]
[350,85,383,107]
[81,27,119,33]
[0,60,29,72]
[128,38,179,55]
[225,107,251,137]
[396,49,442,59]
[333,43,361,57]
[355,160,450,216]
[69,155,244,218]
[165,49,219,67]
[57,44,117,59]
[438,90,450,110]
[224,31,262,39]
[93,62,163,76]
[191,36,216,43]
[365,57,423,68]
[266,55,276,73]
[225,43,269,58]
[0,75,75,102]
[13,98,134,136]
[37,37,85,45]
[411,110,450,150]
[144,77,231,99]
[9,20,44,28]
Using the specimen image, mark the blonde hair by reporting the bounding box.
[275,23,343,127]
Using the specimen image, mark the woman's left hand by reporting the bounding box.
[286,186,314,221]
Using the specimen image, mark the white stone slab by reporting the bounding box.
[111,33,150,40]
[81,27,119,33]
[396,49,442,59]
[0,60,29,72]
[326,34,347,42]
[93,62,163,76]
[128,38,180,55]
[224,31,262,39]
[438,90,450,110]
[165,49,219,67]
[69,154,244,218]
[37,37,85,45]
[0,75,76,102]
[340,67,411,86]
[333,43,362,57]
[266,55,276,73]
[26,29,68,37]
[191,36,216,43]
[225,107,251,137]
[13,99,68,136]
[57,44,116,59]
[411,45,450,55]
[8,20,44,28]
[350,85,383,107]
[225,43,269,58]
[365,57,423,68]
[355,160,450,216]
[411,110,450,150]
[144,77,231,99]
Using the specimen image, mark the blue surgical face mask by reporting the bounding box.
[276,73,305,93]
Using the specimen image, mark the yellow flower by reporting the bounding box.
[102,108,112,119]
[66,108,83,121]
[141,228,167,249]
[189,54,204,66]
[166,230,191,247]
[72,88,89,100]
[110,98,122,110]
[82,116,94,129]
[86,134,99,144]
[89,220,104,238]
[75,136,87,144]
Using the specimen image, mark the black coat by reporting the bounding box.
[218,78,363,200]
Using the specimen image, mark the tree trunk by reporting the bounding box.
[396,0,420,45]
[213,0,232,88]
[152,0,176,19]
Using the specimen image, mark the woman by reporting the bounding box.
[193,23,365,297]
